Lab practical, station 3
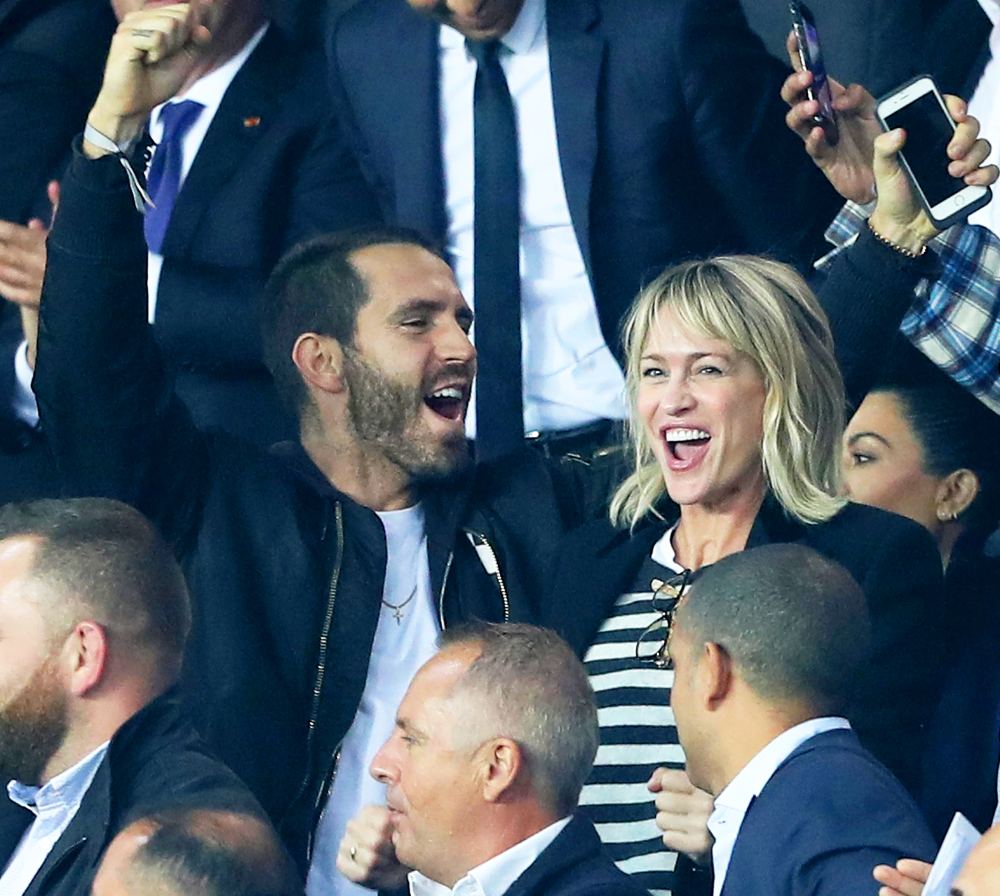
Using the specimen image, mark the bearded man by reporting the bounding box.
[32,5,594,893]
[0,498,265,896]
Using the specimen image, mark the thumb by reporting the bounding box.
[873,128,906,185]
[27,218,46,232]
[647,767,666,792]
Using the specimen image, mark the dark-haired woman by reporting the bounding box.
[843,355,1000,838]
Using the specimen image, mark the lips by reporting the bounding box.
[662,426,711,472]
[423,383,469,422]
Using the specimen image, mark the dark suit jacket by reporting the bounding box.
[326,0,841,363]
[0,690,264,896]
[545,498,943,797]
[502,814,649,896]
[720,729,937,896]
[150,22,379,444]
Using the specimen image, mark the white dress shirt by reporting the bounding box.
[408,817,571,896]
[306,503,441,896]
[438,0,626,437]
[968,0,1000,235]
[707,717,851,896]
[11,25,269,426]
[0,742,109,896]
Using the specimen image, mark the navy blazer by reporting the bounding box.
[503,814,649,896]
[720,728,937,896]
[326,0,841,362]
[149,22,379,444]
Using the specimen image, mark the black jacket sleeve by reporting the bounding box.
[34,143,211,554]
[816,224,940,410]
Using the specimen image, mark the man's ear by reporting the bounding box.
[292,333,346,396]
[701,641,734,711]
[935,468,980,523]
[479,737,522,804]
[63,621,108,697]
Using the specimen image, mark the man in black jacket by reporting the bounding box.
[33,6,586,889]
[0,498,264,896]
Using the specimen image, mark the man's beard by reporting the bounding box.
[342,349,471,484]
[0,652,69,785]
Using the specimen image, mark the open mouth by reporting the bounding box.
[423,385,466,422]
[664,427,711,467]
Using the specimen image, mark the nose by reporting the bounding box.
[369,738,398,784]
[438,319,476,367]
[658,373,694,415]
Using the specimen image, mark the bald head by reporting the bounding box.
[92,810,301,896]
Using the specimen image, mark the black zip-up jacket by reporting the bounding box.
[34,147,594,871]
[0,690,264,896]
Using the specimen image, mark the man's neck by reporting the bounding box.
[301,431,416,512]
[433,805,561,889]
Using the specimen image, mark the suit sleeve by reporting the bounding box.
[34,144,211,554]
[671,0,843,270]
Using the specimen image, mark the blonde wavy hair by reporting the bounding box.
[609,255,847,529]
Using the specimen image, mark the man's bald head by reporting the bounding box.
[92,810,301,896]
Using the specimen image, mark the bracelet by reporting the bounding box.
[83,121,153,215]
[866,218,927,259]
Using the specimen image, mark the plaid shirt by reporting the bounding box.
[818,201,1000,413]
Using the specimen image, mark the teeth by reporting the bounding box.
[665,428,710,442]
[430,387,463,400]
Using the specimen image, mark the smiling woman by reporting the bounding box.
[544,255,943,896]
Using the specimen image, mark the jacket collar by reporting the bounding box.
[502,814,605,896]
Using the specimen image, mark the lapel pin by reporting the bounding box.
[243,116,261,129]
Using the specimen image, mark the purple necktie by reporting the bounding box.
[144,99,204,254]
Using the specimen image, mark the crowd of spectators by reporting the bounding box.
[1,0,1000,895]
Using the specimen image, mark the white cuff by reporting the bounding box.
[12,340,40,428]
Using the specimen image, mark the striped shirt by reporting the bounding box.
[579,529,685,896]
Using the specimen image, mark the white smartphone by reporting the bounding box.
[876,75,991,230]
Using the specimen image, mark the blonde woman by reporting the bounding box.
[544,256,942,896]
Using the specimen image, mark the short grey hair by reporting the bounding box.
[439,623,599,817]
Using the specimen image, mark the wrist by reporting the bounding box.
[868,211,935,257]
[84,104,144,159]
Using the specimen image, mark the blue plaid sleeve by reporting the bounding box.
[818,202,1000,414]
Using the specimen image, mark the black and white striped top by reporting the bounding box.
[579,529,685,896]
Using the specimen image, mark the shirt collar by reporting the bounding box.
[439,0,546,56]
[151,23,269,137]
[7,741,110,818]
[978,0,999,26]
[408,816,570,896]
[712,717,851,818]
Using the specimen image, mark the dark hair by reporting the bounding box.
[260,226,443,418]
[122,810,300,896]
[0,498,190,679]
[439,623,600,817]
[676,544,872,714]
[876,343,1000,533]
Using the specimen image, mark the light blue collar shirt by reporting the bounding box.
[0,742,109,896]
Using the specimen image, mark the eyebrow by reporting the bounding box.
[846,431,893,449]
[640,351,731,363]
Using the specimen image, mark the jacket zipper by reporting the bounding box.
[306,746,343,862]
[438,550,454,630]
[291,500,344,856]
[466,531,511,622]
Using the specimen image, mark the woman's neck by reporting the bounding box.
[673,491,766,570]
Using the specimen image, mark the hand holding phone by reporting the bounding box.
[789,0,838,145]
[876,76,992,230]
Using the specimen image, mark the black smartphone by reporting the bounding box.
[877,75,992,229]
[789,0,839,145]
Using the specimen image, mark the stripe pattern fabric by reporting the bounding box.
[580,554,685,896]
